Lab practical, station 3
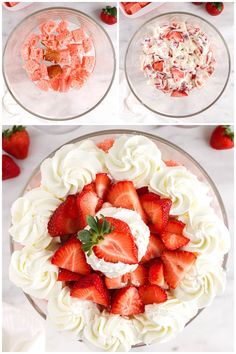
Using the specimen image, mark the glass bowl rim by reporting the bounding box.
[2,6,116,122]
[124,11,231,119]
[9,128,229,346]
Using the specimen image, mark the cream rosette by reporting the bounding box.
[9,188,61,249]
[47,286,99,339]
[149,166,211,216]
[83,310,139,352]
[133,297,198,345]
[105,135,164,188]
[9,246,60,299]
[41,140,106,199]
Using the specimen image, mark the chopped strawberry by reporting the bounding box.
[50,77,60,91]
[171,90,188,97]
[161,250,197,289]
[36,79,49,91]
[105,274,129,289]
[171,68,185,81]
[44,48,61,63]
[166,31,184,42]
[51,237,91,274]
[107,181,147,223]
[136,186,149,196]
[82,38,93,53]
[70,273,110,307]
[160,220,189,250]
[110,286,144,315]
[129,264,148,287]
[164,160,180,167]
[82,56,95,71]
[57,268,82,282]
[72,28,87,42]
[148,259,165,287]
[95,173,111,199]
[139,284,167,304]
[141,234,165,263]
[140,195,172,233]
[48,195,80,236]
[93,231,138,264]
[153,61,164,71]
[96,139,114,152]
[47,65,62,79]
[76,189,103,229]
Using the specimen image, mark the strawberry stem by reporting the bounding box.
[2,125,26,139]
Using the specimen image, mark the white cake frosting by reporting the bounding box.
[9,188,61,249]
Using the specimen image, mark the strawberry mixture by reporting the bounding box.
[21,20,95,92]
[141,21,215,97]
[122,2,150,15]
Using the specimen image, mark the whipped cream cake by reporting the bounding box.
[9,135,230,351]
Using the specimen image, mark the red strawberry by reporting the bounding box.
[76,189,103,229]
[110,286,144,315]
[141,234,165,263]
[101,217,132,234]
[171,68,185,80]
[153,61,164,71]
[139,284,167,305]
[166,31,183,42]
[2,126,30,159]
[140,195,172,233]
[93,231,138,264]
[139,192,160,203]
[51,237,91,274]
[171,90,188,97]
[48,195,80,236]
[96,139,114,153]
[192,2,203,5]
[82,182,96,193]
[148,259,165,287]
[107,181,147,222]
[100,6,117,25]
[105,273,129,289]
[57,268,82,282]
[205,2,224,16]
[2,155,20,180]
[160,220,189,250]
[95,173,111,199]
[70,273,110,307]
[136,186,149,196]
[161,250,197,289]
[210,125,234,150]
[164,160,180,167]
[129,264,148,287]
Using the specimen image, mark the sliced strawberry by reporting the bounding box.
[70,273,110,307]
[110,286,144,315]
[107,181,147,223]
[76,189,103,229]
[166,31,184,42]
[93,231,138,264]
[139,192,160,203]
[105,274,129,289]
[171,90,188,97]
[140,196,172,233]
[129,264,148,287]
[51,237,91,275]
[101,217,132,235]
[160,220,189,250]
[60,234,72,244]
[153,61,164,71]
[148,259,165,287]
[95,173,111,199]
[57,268,82,282]
[161,250,197,289]
[82,182,96,193]
[48,195,80,237]
[139,284,167,305]
[96,139,114,153]
[141,234,165,263]
[164,160,180,167]
[136,186,149,196]
[148,223,159,234]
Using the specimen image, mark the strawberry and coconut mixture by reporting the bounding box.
[141,21,215,97]
[21,20,95,92]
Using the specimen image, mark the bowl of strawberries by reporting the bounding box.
[3,7,115,121]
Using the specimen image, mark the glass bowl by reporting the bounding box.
[125,12,231,118]
[3,7,116,121]
[10,129,228,347]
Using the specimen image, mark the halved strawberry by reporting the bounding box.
[57,268,82,282]
[148,259,165,287]
[166,31,184,42]
[96,139,114,153]
[139,192,160,203]
[140,196,172,233]
[48,195,80,237]
[70,273,110,307]
[107,181,147,223]
[76,189,103,229]
[141,234,165,263]
[171,90,188,97]
[105,273,129,289]
[129,264,148,287]
[139,284,167,305]
[136,186,149,196]
[160,220,189,250]
[110,286,144,315]
[101,217,132,235]
[51,237,91,275]
[153,61,164,71]
[93,231,138,264]
[95,173,111,199]
[161,250,197,289]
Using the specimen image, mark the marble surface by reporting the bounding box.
[2,125,233,352]
[2,1,118,125]
[119,1,234,124]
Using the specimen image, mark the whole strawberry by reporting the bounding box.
[2,125,30,159]
[205,2,224,16]
[210,125,234,150]
[100,6,117,25]
[2,154,20,180]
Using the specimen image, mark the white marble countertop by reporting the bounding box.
[119,1,234,124]
[3,125,233,352]
[2,1,118,125]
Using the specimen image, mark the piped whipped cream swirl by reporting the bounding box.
[105,135,164,188]
[41,140,106,199]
